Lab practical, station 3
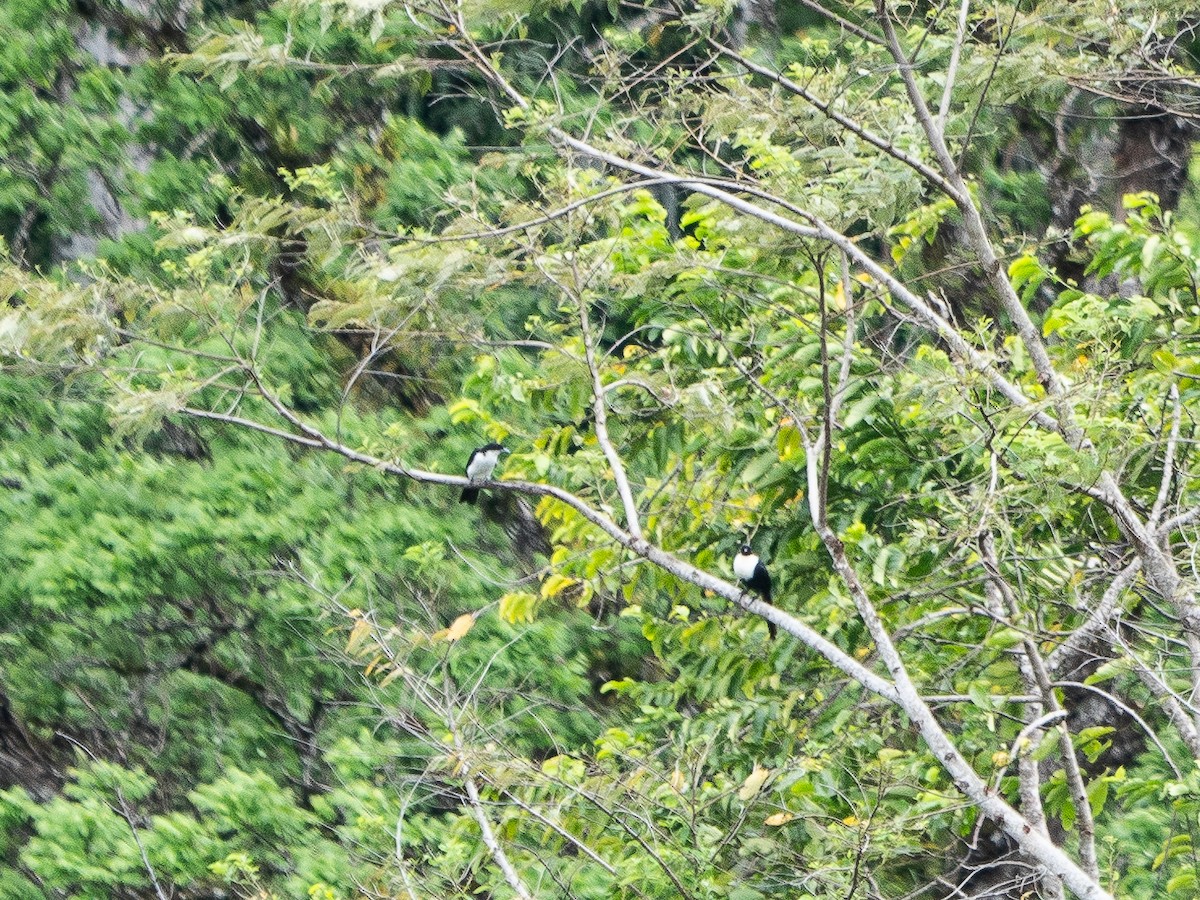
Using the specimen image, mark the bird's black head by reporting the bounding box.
[739,544,753,555]
[479,442,508,453]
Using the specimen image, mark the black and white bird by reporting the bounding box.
[460,443,509,505]
[734,544,776,637]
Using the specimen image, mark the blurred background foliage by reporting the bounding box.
[1,0,1199,897]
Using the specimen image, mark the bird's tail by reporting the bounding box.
[460,487,479,504]
[762,585,776,638]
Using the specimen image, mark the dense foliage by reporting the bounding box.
[2,0,1200,898]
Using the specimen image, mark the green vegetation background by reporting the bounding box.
[2,0,1200,897]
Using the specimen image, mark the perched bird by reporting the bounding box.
[460,443,509,504]
[734,544,776,637]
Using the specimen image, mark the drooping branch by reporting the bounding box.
[1054,680,1183,780]
[1112,631,1200,760]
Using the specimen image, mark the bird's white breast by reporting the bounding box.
[733,553,759,580]
[467,449,501,480]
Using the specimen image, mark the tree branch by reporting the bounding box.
[874,0,1078,431]
[710,40,966,203]
[796,440,1112,898]
[1114,634,1200,759]
[977,532,1062,900]
[1046,559,1142,677]
[579,296,643,539]
[1150,383,1183,529]
[55,734,170,900]
[874,0,1200,709]
[1054,680,1183,779]
[462,773,535,900]
[936,0,972,129]
[179,403,898,700]
[979,533,1097,882]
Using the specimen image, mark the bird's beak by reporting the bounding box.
[501,447,511,454]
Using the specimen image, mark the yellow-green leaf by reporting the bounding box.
[541,573,576,598]
[445,613,475,642]
[738,765,770,801]
[499,591,538,624]
[346,618,371,654]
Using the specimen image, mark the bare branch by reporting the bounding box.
[979,533,1097,881]
[873,0,1200,705]
[183,406,325,447]
[462,773,535,900]
[1046,559,1142,676]
[1150,383,1183,529]
[976,531,1060,900]
[796,440,1113,898]
[874,0,1078,433]
[1113,632,1200,759]
[792,0,885,45]
[936,0,972,129]
[832,251,857,425]
[579,296,644,539]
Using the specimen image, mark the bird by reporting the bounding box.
[733,544,776,637]
[460,443,509,504]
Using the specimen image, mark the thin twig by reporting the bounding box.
[1150,384,1183,528]
[711,40,964,202]
[56,734,170,900]
[936,0,972,129]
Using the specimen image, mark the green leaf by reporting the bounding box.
[983,627,1025,650]
[842,393,878,429]
[1167,872,1197,894]
[740,450,778,486]
[1086,776,1109,818]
